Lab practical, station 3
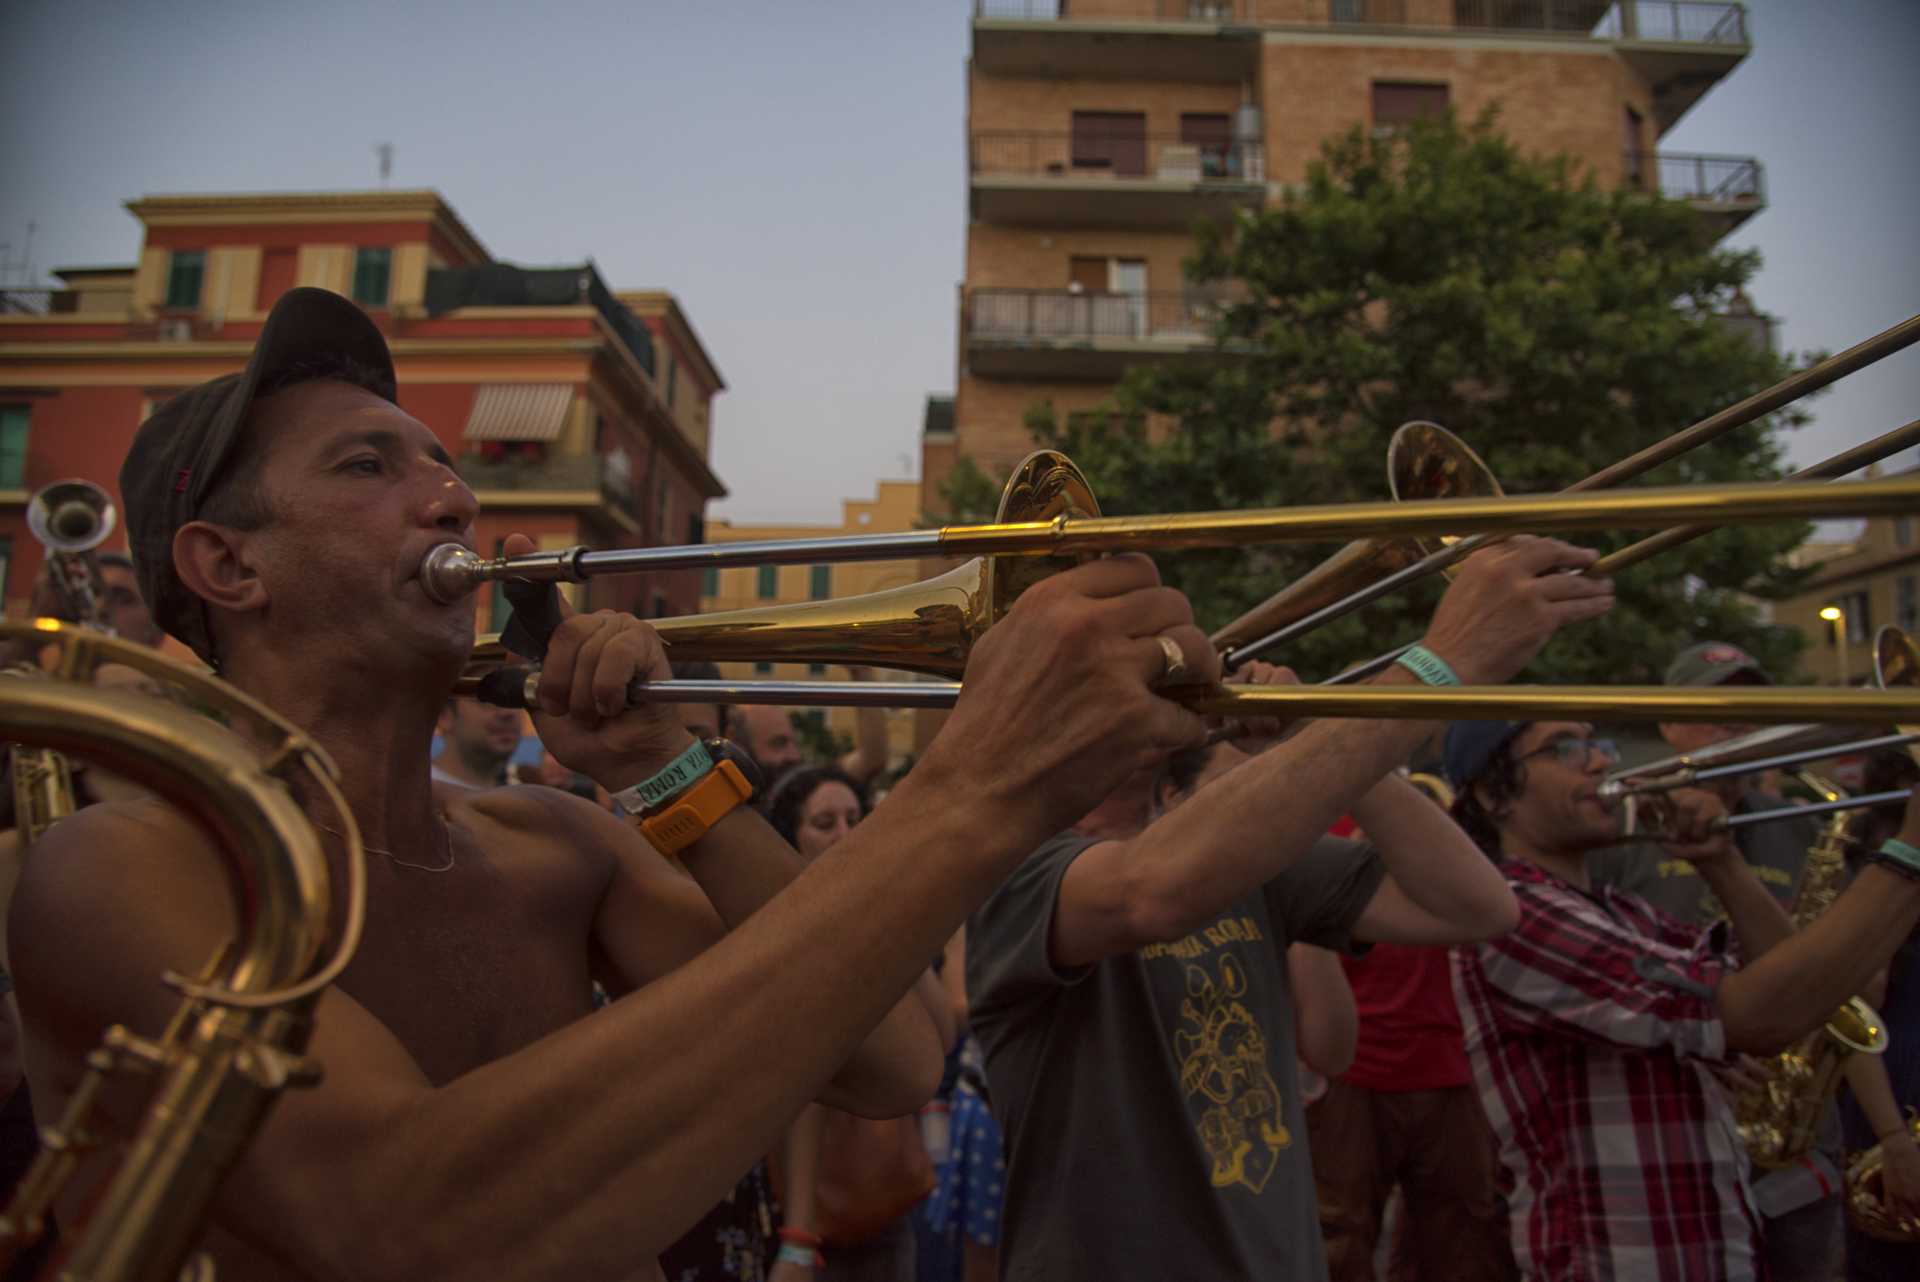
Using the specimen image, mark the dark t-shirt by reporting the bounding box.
[1586,789,1820,927]
[966,831,1384,1282]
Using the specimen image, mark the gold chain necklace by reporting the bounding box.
[315,816,455,874]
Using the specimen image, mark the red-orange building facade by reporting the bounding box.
[0,190,727,632]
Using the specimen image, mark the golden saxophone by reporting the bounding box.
[1731,771,1888,1169]
[1848,1111,1920,1242]
[0,621,365,1282]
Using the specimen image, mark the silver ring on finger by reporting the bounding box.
[1156,635,1189,683]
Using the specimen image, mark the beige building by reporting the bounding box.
[927,0,1760,509]
[1773,463,1920,686]
[699,478,925,766]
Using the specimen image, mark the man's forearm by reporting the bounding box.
[677,806,942,1116]
[1348,773,1512,933]
[1699,858,1793,961]
[1129,670,1437,929]
[349,759,1030,1280]
[1720,867,1920,1053]
[1845,1052,1909,1143]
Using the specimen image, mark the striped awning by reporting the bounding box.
[462,384,574,442]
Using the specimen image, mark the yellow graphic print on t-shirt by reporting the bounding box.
[1175,954,1291,1194]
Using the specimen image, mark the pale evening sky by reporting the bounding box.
[2,0,1915,525]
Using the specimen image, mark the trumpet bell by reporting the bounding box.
[27,479,116,555]
[1876,627,1918,702]
[1209,422,1502,653]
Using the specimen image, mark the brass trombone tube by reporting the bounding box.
[455,673,1920,726]
[1605,731,1920,798]
[1589,417,1920,578]
[425,476,1920,604]
[1257,417,1920,682]
[1217,313,1920,666]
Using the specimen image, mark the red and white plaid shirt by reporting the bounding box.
[1451,859,1766,1281]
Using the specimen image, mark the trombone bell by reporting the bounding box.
[26,479,117,555]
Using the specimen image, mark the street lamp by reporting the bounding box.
[1820,605,1847,685]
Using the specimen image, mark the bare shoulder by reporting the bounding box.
[441,780,633,881]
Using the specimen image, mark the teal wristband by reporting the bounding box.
[1395,644,1462,687]
[619,739,713,814]
[1880,838,1920,875]
[775,1243,820,1268]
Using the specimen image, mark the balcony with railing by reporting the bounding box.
[971,132,1266,228]
[454,448,641,526]
[974,4,1748,129]
[967,287,1240,378]
[1627,151,1764,236]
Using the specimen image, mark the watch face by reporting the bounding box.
[705,738,765,799]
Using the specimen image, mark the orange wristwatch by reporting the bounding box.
[628,738,763,856]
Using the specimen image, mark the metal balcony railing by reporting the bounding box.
[972,131,1265,182]
[976,0,1748,44]
[969,288,1230,343]
[1627,151,1764,203]
[1592,1,1747,42]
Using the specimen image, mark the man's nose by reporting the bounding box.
[419,458,480,533]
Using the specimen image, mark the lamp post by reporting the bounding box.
[1820,605,1848,685]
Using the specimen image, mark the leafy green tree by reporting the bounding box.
[1031,111,1816,685]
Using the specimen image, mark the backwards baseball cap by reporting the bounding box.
[1443,719,1529,792]
[119,287,397,662]
[1664,641,1772,688]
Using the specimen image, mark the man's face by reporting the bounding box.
[1491,720,1623,854]
[444,699,525,761]
[98,562,160,647]
[235,380,479,665]
[738,704,801,775]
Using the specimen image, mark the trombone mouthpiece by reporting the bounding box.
[419,544,486,604]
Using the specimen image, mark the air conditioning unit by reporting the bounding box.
[157,317,194,343]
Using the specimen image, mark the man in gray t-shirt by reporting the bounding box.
[970,825,1381,1281]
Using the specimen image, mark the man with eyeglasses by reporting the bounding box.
[1588,641,1821,928]
[1445,717,1920,1281]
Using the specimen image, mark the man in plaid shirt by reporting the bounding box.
[1443,718,1920,1281]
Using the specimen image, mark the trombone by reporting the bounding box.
[1603,627,1919,836]
[445,450,1920,727]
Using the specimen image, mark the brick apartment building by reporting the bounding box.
[923,0,1762,513]
[0,189,726,632]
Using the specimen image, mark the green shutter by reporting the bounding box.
[757,565,778,599]
[165,252,205,309]
[810,565,831,600]
[701,567,719,597]
[353,249,392,306]
[0,406,29,489]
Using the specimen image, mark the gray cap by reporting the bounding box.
[1664,641,1772,688]
[118,288,397,661]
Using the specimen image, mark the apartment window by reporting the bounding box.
[810,565,832,600]
[1895,516,1914,548]
[652,591,670,618]
[1899,576,1918,633]
[1834,590,1872,645]
[757,565,778,599]
[1070,111,1147,177]
[0,405,28,490]
[686,512,705,546]
[808,663,826,676]
[656,476,673,542]
[1622,105,1647,188]
[665,358,678,410]
[1180,112,1232,177]
[1371,82,1449,131]
[701,566,719,597]
[754,661,773,675]
[0,535,11,609]
[164,251,205,310]
[352,248,392,307]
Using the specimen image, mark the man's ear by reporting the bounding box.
[173,520,269,619]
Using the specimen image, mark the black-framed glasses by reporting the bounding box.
[1517,736,1620,769]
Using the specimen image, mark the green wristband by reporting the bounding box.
[622,739,714,813]
[1880,838,1920,877]
[1395,643,1462,687]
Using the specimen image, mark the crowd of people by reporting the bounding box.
[1,286,1918,1282]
